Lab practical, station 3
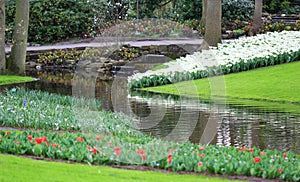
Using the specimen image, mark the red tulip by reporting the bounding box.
[96,136,102,141]
[137,149,145,155]
[169,148,175,152]
[92,148,97,155]
[167,154,172,163]
[283,153,287,158]
[35,138,43,144]
[28,135,33,142]
[198,153,205,158]
[41,136,48,142]
[253,157,261,163]
[199,147,204,151]
[45,142,50,147]
[249,148,254,153]
[5,131,11,135]
[278,168,283,174]
[52,143,58,148]
[77,137,84,142]
[114,147,121,156]
[15,141,20,145]
[141,153,146,160]
[87,146,93,152]
[198,161,203,166]
[260,151,266,155]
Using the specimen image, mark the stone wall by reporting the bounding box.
[24,44,195,75]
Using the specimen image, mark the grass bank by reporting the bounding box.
[0,75,35,85]
[143,61,300,110]
[0,154,229,182]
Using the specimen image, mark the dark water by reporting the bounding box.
[1,70,300,154]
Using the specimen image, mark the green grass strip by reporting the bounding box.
[0,154,231,182]
[0,75,35,85]
[143,62,300,112]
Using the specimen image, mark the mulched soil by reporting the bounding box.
[7,154,284,182]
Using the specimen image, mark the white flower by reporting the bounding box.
[128,31,300,84]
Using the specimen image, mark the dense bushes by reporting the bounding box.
[4,0,298,44]
[222,0,254,21]
[263,0,300,14]
[6,0,96,43]
[5,0,255,44]
[5,0,127,44]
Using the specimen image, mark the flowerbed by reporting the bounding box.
[0,88,143,140]
[37,46,142,68]
[0,130,299,181]
[128,31,300,89]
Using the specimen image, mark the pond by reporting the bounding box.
[1,69,300,154]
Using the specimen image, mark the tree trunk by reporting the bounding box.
[250,0,263,36]
[0,0,5,74]
[204,0,222,47]
[8,0,29,75]
[201,0,207,25]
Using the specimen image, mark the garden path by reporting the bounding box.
[5,39,203,53]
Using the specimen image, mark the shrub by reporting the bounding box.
[5,0,129,44]
[222,0,254,21]
[263,0,300,14]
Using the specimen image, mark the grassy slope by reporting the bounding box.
[0,75,35,85]
[0,154,231,182]
[143,62,300,111]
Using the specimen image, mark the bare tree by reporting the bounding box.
[0,0,5,74]
[204,0,222,46]
[7,0,29,75]
[250,0,263,36]
[201,0,207,25]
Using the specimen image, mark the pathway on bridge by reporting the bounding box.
[5,39,203,53]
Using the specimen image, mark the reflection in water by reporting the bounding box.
[128,94,300,153]
[1,70,300,154]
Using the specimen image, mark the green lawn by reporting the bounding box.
[0,154,233,182]
[143,62,300,112]
[0,75,35,85]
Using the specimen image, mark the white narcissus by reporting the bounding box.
[128,31,300,83]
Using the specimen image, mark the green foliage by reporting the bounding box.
[37,46,142,67]
[37,48,82,66]
[100,19,193,38]
[5,0,93,43]
[110,46,141,61]
[262,21,300,33]
[130,0,253,22]
[5,0,129,44]
[0,88,98,131]
[164,0,202,21]
[1,130,300,181]
[263,0,300,14]
[222,0,254,21]
[183,19,205,35]
[0,88,153,142]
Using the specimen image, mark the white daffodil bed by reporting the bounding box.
[128,31,300,89]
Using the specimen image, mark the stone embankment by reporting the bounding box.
[5,39,203,75]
